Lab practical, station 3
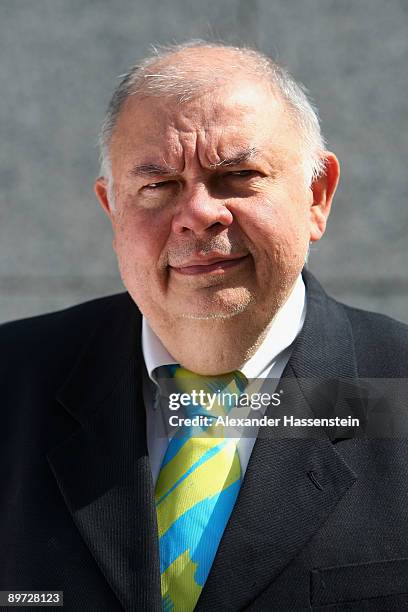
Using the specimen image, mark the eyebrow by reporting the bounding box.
[128,163,179,178]
[209,147,260,168]
[128,147,260,178]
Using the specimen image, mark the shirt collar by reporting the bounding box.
[142,273,306,383]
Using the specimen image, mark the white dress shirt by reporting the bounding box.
[142,274,306,485]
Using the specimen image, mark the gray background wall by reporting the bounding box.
[1,0,407,324]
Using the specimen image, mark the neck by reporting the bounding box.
[148,282,302,374]
[144,276,303,375]
[156,314,273,374]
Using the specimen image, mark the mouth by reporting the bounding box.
[170,255,249,276]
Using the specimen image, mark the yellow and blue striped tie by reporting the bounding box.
[155,365,247,611]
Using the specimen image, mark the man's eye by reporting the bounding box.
[143,180,173,190]
[226,170,257,178]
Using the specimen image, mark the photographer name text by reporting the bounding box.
[168,415,360,428]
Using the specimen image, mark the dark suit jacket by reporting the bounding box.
[1,270,408,611]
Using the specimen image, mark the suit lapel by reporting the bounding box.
[47,293,162,611]
[196,270,359,611]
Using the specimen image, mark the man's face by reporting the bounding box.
[96,80,334,325]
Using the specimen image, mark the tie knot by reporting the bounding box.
[156,364,247,417]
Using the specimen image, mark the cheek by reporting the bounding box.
[112,209,170,278]
[234,194,309,251]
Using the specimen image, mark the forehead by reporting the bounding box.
[110,81,299,168]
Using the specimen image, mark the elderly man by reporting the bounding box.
[1,42,408,611]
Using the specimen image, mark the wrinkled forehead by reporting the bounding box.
[110,80,298,170]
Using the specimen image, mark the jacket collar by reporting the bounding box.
[55,292,142,426]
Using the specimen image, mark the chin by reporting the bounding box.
[177,288,255,321]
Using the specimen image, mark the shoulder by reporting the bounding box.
[341,302,408,377]
[329,298,408,378]
[302,269,408,377]
[0,292,131,374]
[342,301,408,342]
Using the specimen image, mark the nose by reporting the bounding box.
[171,184,233,236]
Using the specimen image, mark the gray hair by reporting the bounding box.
[98,40,327,209]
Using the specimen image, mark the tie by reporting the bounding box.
[154,365,247,611]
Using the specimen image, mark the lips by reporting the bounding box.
[170,255,249,275]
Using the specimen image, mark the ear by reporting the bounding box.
[309,152,340,242]
[94,176,114,219]
[94,176,118,253]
